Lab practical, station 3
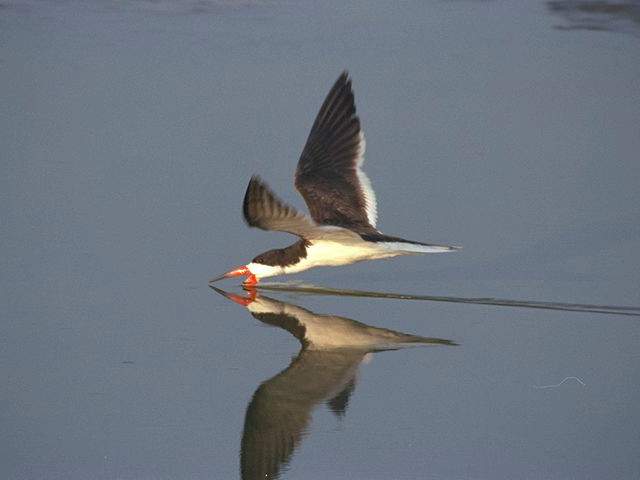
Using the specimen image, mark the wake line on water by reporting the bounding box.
[255,283,640,317]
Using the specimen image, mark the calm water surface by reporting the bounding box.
[2,1,639,479]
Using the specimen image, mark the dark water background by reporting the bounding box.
[2,1,639,478]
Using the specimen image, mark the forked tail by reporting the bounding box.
[360,232,460,254]
[379,240,460,254]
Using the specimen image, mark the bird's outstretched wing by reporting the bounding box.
[295,71,378,234]
[243,175,318,238]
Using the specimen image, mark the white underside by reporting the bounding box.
[282,240,393,275]
[247,234,456,280]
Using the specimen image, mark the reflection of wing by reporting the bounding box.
[243,176,318,238]
[240,349,366,480]
[295,72,378,233]
[327,377,356,418]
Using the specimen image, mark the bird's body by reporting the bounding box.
[246,235,450,280]
[211,72,458,286]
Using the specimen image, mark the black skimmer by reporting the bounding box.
[210,72,459,287]
[211,287,454,479]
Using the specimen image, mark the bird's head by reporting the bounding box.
[209,249,284,285]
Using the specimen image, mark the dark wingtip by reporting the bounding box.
[242,175,295,231]
[331,70,352,95]
[245,174,264,196]
[242,175,266,227]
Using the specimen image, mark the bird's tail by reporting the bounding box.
[379,240,461,254]
[361,232,460,254]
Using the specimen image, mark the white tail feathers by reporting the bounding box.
[380,242,460,254]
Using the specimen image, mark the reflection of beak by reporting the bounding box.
[209,286,257,306]
[208,266,249,284]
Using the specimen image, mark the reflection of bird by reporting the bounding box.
[212,287,455,479]
[210,72,458,286]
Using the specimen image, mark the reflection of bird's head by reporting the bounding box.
[209,286,256,306]
[211,287,287,317]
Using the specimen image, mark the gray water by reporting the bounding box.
[2,1,640,478]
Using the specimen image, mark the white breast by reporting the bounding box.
[282,239,398,275]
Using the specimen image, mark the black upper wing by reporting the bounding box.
[295,72,378,234]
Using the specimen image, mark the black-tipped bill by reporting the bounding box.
[208,266,249,284]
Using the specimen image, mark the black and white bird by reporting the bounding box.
[211,72,459,286]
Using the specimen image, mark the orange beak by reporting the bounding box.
[208,266,249,284]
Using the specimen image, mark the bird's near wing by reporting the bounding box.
[295,71,378,234]
[243,175,318,238]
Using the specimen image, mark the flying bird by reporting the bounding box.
[211,72,459,286]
